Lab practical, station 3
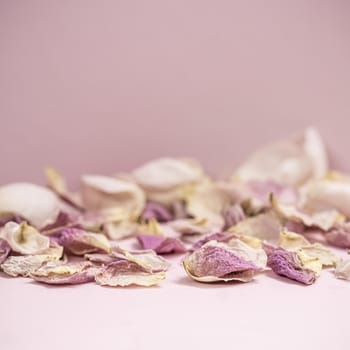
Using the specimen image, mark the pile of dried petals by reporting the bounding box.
[1,127,350,287]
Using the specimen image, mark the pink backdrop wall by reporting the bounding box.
[1,1,350,188]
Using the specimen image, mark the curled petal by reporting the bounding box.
[183,241,263,283]
[0,238,11,264]
[1,221,50,255]
[271,194,342,231]
[0,183,60,229]
[229,212,281,241]
[278,231,311,251]
[53,228,111,255]
[265,245,317,285]
[141,202,173,222]
[103,221,139,240]
[95,260,166,287]
[115,247,170,272]
[29,261,96,284]
[81,175,145,218]
[137,234,186,254]
[169,218,214,236]
[234,127,328,186]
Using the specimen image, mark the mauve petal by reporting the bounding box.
[265,245,317,285]
[141,202,173,222]
[325,223,350,248]
[53,228,111,255]
[222,204,245,230]
[192,232,235,250]
[137,234,186,254]
[185,242,259,279]
[0,238,11,264]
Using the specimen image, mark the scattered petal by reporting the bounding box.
[81,175,145,218]
[53,228,111,255]
[103,221,139,240]
[141,202,173,222]
[30,261,96,284]
[265,245,317,285]
[0,183,61,229]
[222,204,245,230]
[234,127,328,186]
[137,234,186,254]
[1,221,50,255]
[95,260,166,287]
[325,223,350,248]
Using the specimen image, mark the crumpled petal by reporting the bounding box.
[115,247,170,272]
[95,260,166,287]
[264,245,317,285]
[141,202,173,222]
[234,127,328,186]
[0,238,11,264]
[29,261,96,284]
[334,259,350,281]
[53,228,111,255]
[80,175,145,219]
[0,221,50,255]
[185,181,239,226]
[192,232,235,250]
[137,234,186,254]
[228,211,281,241]
[222,204,245,230]
[103,221,139,240]
[183,240,264,283]
[45,167,84,210]
[169,218,216,236]
[300,176,350,218]
[131,158,205,205]
[0,183,61,229]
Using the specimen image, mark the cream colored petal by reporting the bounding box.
[278,231,310,251]
[271,194,342,231]
[296,250,322,276]
[131,157,204,191]
[103,221,139,240]
[228,212,281,241]
[300,178,350,218]
[300,243,339,267]
[168,218,213,236]
[0,183,60,229]
[81,175,145,218]
[334,259,350,280]
[138,218,164,236]
[1,221,50,255]
[234,127,327,186]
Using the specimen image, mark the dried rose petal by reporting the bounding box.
[183,241,263,283]
[229,211,281,241]
[169,218,214,236]
[0,238,11,264]
[192,232,235,250]
[0,183,61,229]
[265,245,317,285]
[103,221,139,240]
[141,202,173,222]
[137,234,186,254]
[30,261,96,284]
[80,175,145,218]
[334,259,350,281]
[95,260,166,287]
[53,228,111,255]
[222,204,245,230]
[271,194,342,231]
[1,221,50,255]
[325,223,350,248]
[234,127,327,186]
[0,215,27,227]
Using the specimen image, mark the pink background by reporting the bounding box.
[1,2,350,350]
[1,1,350,187]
